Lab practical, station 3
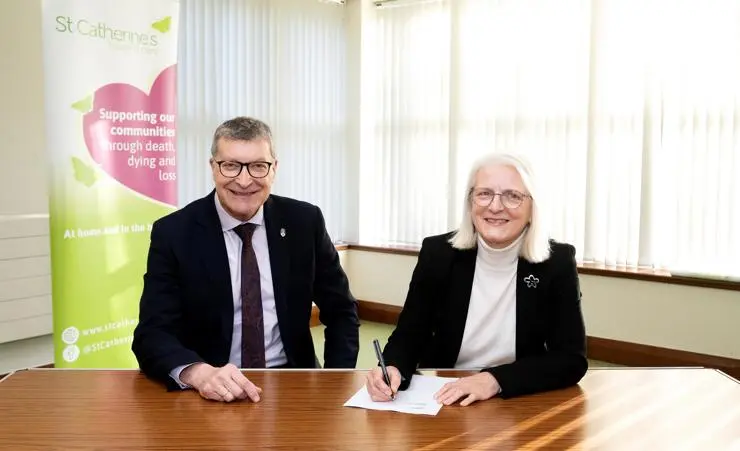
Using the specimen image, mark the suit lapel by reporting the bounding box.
[445,248,477,366]
[263,197,291,344]
[195,192,234,344]
[515,258,539,357]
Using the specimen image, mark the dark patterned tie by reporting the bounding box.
[233,223,266,368]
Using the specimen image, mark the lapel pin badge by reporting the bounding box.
[524,274,539,288]
[280,228,286,237]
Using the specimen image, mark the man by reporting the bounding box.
[132,116,359,402]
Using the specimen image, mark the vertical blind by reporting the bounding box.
[177,0,348,240]
[359,1,450,244]
[176,0,739,278]
[366,0,740,279]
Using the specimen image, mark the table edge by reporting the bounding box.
[0,371,15,384]
[26,367,369,372]
[586,366,705,371]
[22,367,723,373]
[714,368,740,385]
[14,367,737,386]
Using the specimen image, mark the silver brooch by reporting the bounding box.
[524,274,539,288]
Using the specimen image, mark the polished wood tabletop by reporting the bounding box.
[0,368,738,450]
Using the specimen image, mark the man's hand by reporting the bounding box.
[180,363,262,403]
[365,366,402,402]
[434,372,500,406]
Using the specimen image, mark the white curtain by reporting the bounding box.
[177,0,348,240]
[359,1,451,245]
[591,0,740,277]
[366,0,740,279]
[453,0,591,252]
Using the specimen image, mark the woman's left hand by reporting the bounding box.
[434,372,501,406]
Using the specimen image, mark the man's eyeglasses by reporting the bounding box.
[470,188,531,209]
[214,160,274,179]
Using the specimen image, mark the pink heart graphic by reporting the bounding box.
[83,65,178,206]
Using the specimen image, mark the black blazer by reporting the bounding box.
[383,233,587,399]
[132,192,359,389]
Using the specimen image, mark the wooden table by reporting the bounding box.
[0,368,738,450]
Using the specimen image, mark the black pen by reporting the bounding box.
[372,338,395,400]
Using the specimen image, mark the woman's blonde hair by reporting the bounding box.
[449,152,551,263]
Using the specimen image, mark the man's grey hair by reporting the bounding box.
[210,116,276,160]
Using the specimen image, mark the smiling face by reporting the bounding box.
[471,164,532,249]
[210,137,277,221]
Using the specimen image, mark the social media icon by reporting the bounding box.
[63,345,80,362]
[62,326,80,345]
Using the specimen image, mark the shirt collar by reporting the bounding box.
[214,192,264,232]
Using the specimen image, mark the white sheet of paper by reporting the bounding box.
[343,375,458,416]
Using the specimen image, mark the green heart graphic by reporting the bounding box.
[71,156,97,187]
[71,95,93,113]
[151,16,171,33]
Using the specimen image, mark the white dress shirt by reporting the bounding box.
[170,194,287,387]
[454,232,523,369]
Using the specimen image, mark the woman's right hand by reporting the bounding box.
[365,366,402,402]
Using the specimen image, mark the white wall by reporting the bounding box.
[0,216,52,343]
[344,250,740,360]
[0,0,51,342]
[579,276,740,359]
[0,0,47,215]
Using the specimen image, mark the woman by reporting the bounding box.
[366,153,587,405]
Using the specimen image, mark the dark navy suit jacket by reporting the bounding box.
[132,192,359,389]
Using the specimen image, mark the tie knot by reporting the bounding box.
[233,223,258,242]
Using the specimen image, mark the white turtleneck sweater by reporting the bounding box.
[454,232,523,369]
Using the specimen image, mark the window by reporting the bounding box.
[178,0,349,240]
[364,0,740,279]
